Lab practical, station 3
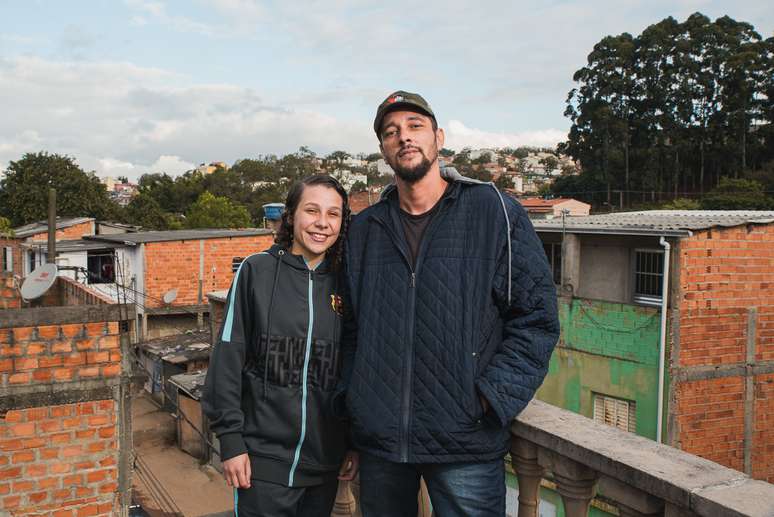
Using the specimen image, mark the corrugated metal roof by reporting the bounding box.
[532,210,774,237]
[22,239,122,253]
[85,228,273,245]
[13,217,95,238]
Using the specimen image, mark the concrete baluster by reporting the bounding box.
[510,439,544,517]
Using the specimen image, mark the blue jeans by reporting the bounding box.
[359,453,506,517]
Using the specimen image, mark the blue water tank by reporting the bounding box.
[263,203,285,221]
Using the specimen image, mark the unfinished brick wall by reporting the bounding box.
[674,222,774,482]
[1,315,125,516]
[28,221,95,242]
[144,234,274,308]
[0,238,23,278]
[1,274,20,310]
[0,400,118,515]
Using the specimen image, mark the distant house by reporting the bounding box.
[519,198,591,218]
[85,228,274,339]
[531,210,774,484]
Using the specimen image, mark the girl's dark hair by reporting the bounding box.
[275,174,351,272]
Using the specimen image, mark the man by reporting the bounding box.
[335,91,560,516]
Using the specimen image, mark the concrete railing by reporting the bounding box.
[510,400,774,517]
[332,400,774,516]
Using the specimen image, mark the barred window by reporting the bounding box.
[634,249,663,304]
[232,257,244,273]
[593,393,636,433]
[542,242,562,285]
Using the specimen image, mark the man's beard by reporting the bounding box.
[391,148,437,184]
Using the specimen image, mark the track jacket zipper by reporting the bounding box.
[288,268,314,486]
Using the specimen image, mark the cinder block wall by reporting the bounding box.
[143,235,274,308]
[674,223,774,482]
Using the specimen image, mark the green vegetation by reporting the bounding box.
[559,13,774,209]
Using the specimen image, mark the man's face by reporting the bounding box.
[379,110,444,184]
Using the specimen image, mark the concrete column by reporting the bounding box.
[744,307,757,475]
[198,240,204,329]
[510,439,544,517]
[561,233,581,298]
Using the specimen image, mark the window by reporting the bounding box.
[232,257,244,273]
[87,252,115,284]
[593,394,636,433]
[2,247,12,272]
[543,242,562,285]
[28,250,37,274]
[634,249,664,305]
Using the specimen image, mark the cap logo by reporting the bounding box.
[388,95,404,104]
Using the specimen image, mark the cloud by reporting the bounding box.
[0,55,376,182]
[444,120,566,151]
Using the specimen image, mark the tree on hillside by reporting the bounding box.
[539,155,559,172]
[325,151,351,166]
[123,192,177,230]
[439,148,455,158]
[0,216,13,237]
[185,191,251,229]
[562,13,774,208]
[0,152,120,226]
[700,178,772,210]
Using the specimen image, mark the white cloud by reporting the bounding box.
[444,120,565,151]
[0,56,376,182]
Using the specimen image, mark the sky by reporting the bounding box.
[1,1,772,181]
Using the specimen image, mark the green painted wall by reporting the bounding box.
[537,298,662,440]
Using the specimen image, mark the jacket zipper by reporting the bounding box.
[288,270,314,486]
[370,198,450,462]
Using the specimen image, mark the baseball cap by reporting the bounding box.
[373,90,436,136]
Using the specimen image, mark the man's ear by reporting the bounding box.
[436,127,445,150]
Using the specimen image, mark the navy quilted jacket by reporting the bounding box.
[337,169,559,463]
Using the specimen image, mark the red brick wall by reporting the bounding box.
[144,235,274,308]
[0,401,118,516]
[0,239,23,278]
[0,321,120,391]
[1,274,21,310]
[29,221,95,242]
[0,319,121,516]
[675,223,774,482]
[674,377,746,472]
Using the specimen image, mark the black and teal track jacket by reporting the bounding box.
[202,244,347,487]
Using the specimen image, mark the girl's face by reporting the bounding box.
[290,184,344,268]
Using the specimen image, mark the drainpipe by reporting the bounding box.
[657,236,671,443]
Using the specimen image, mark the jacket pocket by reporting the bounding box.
[242,371,301,456]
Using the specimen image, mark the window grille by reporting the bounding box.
[232,257,244,273]
[593,393,636,433]
[634,249,663,305]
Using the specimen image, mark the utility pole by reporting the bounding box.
[47,188,56,264]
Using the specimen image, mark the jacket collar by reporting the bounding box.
[267,244,332,273]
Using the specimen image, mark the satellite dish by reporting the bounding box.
[162,288,178,304]
[20,263,58,300]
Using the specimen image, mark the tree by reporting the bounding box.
[364,153,383,162]
[494,174,512,190]
[123,192,175,230]
[0,152,120,226]
[662,198,700,210]
[117,175,129,184]
[439,148,455,158]
[350,181,367,194]
[185,191,251,229]
[0,216,13,237]
[325,151,351,166]
[539,155,559,173]
[700,178,772,210]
